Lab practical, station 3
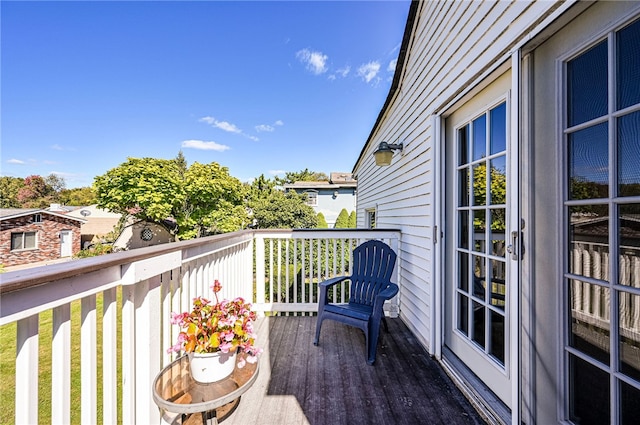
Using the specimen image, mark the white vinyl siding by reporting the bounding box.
[355,0,563,353]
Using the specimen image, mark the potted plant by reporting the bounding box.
[167,279,261,383]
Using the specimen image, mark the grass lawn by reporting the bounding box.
[0,289,122,424]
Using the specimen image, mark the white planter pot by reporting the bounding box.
[188,350,237,384]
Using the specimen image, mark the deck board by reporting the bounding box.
[218,316,487,425]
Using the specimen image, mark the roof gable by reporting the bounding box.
[0,208,87,223]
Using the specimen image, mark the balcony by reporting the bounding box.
[0,229,486,424]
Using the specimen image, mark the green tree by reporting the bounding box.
[94,157,246,239]
[44,174,66,197]
[246,174,277,203]
[317,212,328,228]
[2,174,74,208]
[472,162,507,231]
[250,190,317,229]
[59,187,97,206]
[181,162,247,238]
[0,177,25,208]
[349,210,357,228]
[94,157,185,223]
[275,169,328,186]
[570,177,607,202]
[246,174,318,229]
[17,175,51,208]
[334,208,350,228]
[174,150,188,176]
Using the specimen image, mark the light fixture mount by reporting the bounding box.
[373,141,403,166]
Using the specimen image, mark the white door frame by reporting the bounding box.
[432,51,523,425]
[508,50,522,425]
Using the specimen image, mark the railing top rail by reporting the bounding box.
[0,230,254,294]
[0,228,401,295]
[254,228,401,238]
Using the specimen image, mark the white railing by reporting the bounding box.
[0,228,400,424]
[254,229,400,316]
[570,242,640,344]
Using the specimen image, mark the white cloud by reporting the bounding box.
[296,48,328,75]
[50,171,76,178]
[7,158,25,164]
[216,121,241,133]
[181,139,230,152]
[199,115,268,141]
[255,124,274,133]
[199,116,215,125]
[199,116,242,133]
[389,42,401,56]
[388,58,397,72]
[357,61,381,83]
[269,169,286,176]
[50,144,76,152]
[337,66,350,77]
[329,65,350,81]
[256,120,284,133]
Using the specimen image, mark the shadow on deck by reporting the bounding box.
[220,316,488,425]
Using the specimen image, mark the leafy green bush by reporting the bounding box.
[74,243,113,258]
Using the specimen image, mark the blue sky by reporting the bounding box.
[1,1,411,188]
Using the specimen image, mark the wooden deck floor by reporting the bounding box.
[216,316,488,425]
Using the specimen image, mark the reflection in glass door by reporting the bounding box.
[564,17,640,424]
[456,101,508,366]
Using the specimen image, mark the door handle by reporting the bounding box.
[507,231,518,261]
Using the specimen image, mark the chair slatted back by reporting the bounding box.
[349,240,397,307]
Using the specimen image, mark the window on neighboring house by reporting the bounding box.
[11,231,37,250]
[366,209,376,229]
[33,214,42,223]
[304,191,318,206]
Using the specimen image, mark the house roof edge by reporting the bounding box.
[352,0,420,174]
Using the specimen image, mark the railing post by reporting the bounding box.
[121,285,136,424]
[389,236,400,317]
[81,295,97,424]
[52,304,71,424]
[103,287,118,424]
[15,315,39,425]
[256,236,266,307]
[245,238,255,303]
[135,277,162,424]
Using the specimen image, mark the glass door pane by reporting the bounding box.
[564,17,640,423]
[456,102,508,366]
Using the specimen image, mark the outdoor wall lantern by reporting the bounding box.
[373,141,403,166]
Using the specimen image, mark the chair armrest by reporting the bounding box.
[373,283,399,316]
[319,275,349,288]
[378,283,399,301]
[318,276,350,307]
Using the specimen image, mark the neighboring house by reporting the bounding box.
[112,219,176,251]
[66,204,122,248]
[353,2,640,424]
[65,204,175,251]
[284,172,357,226]
[0,208,85,267]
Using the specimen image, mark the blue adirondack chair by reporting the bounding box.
[313,239,398,365]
